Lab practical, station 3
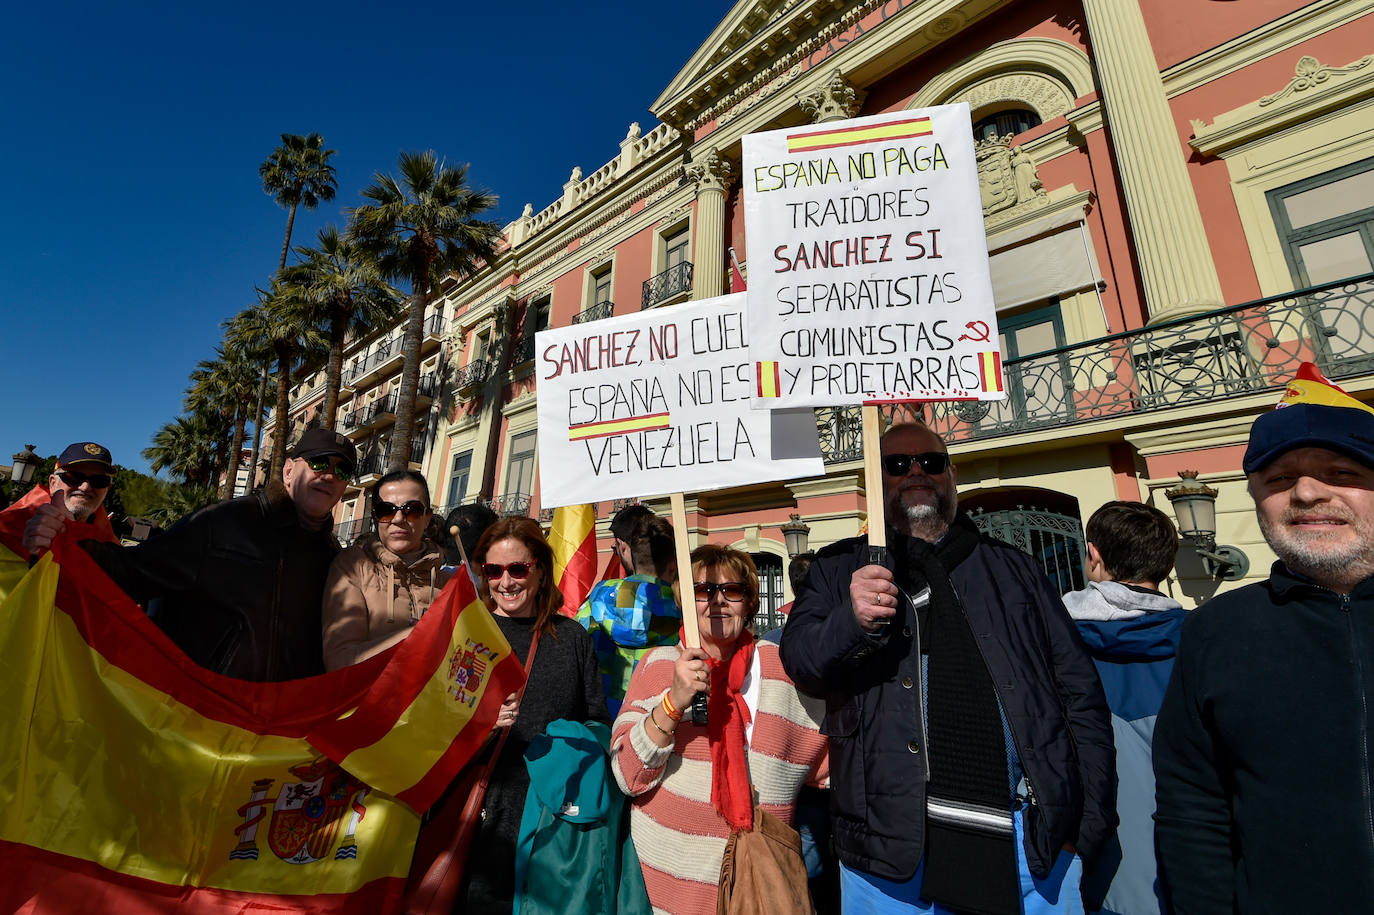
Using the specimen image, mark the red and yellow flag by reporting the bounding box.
[550,503,598,618]
[0,518,524,913]
[757,361,782,398]
[978,351,1004,394]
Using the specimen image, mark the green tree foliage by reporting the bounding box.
[349,151,501,472]
[260,132,339,275]
[284,226,402,431]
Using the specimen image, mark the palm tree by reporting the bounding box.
[349,151,501,472]
[144,413,222,487]
[187,346,260,499]
[253,133,339,483]
[145,483,220,528]
[260,132,339,274]
[285,226,403,431]
[227,284,326,482]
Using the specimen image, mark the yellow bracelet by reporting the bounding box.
[661,692,683,721]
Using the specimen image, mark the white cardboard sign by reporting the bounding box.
[742,104,1005,408]
[535,294,824,508]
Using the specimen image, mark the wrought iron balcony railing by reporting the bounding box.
[455,358,491,390]
[483,492,532,517]
[815,273,1374,459]
[424,313,446,338]
[573,301,614,324]
[416,373,439,399]
[355,453,382,479]
[334,518,368,548]
[365,392,399,424]
[409,439,426,465]
[511,335,537,365]
[642,262,693,309]
[927,273,1374,445]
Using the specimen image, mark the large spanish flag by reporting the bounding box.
[550,503,598,618]
[0,518,524,913]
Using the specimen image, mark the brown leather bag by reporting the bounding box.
[403,628,541,914]
[716,806,816,915]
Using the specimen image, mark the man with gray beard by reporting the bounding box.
[1154,366,1374,913]
[783,422,1113,915]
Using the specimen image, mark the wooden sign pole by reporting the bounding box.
[670,492,701,649]
[861,405,886,559]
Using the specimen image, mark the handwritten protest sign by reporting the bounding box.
[536,294,825,508]
[742,104,1003,408]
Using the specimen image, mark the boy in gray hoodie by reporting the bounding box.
[1063,501,1183,915]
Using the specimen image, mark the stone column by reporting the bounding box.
[687,147,734,300]
[1078,0,1223,322]
[798,69,866,123]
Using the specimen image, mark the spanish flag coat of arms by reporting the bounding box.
[0,511,523,913]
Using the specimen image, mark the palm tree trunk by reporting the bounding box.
[270,347,294,482]
[386,287,427,473]
[278,202,299,274]
[246,364,269,491]
[321,311,347,432]
[479,299,521,496]
[224,404,248,500]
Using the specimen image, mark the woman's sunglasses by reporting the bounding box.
[482,561,537,580]
[881,452,951,477]
[693,581,749,603]
[57,470,113,489]
[373,500,429,522]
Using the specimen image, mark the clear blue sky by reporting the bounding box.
[0,0,732,476]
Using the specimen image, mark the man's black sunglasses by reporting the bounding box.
[305,457,354,483]
[373,500,429,522]
[881,452,951,477]
[58,470,113,489]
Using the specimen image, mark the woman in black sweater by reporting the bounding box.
[461,516,610,911]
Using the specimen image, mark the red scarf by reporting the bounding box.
[680,627,756,831]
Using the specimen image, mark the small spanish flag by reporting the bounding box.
[757,361,782,398]
[569,412,671,441]
[788,117,933,154]
[1277,362,1374,415]
[979,351,1004,394]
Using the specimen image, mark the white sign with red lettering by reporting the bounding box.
[742,104,1004,408]
[535,294,824,508]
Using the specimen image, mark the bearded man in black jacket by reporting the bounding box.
[781,422,1114,915]
[1154,368,1374,914]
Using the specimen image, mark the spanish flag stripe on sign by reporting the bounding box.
[568,412,672,440]
[757,361,781,398]
[788,117,932,153]
[978,351,1004,393]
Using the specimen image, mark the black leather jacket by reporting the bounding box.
[82,481,337,681]
[780,527,1116,881]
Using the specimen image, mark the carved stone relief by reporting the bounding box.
[953,72,1075,122]
[976,135,1048,219]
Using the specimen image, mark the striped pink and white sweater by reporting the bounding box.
[611,641,828,915]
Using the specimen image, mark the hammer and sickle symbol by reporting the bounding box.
[957,320,991,343]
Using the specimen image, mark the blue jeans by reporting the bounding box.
[839,807,1084,915]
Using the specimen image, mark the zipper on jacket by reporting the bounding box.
[1342,593,1374,862]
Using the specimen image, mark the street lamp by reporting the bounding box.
[1164,470,1249,581]
[781,513,811,558]
[10,445,39,486]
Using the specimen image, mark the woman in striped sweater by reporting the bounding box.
[611,544,828,914]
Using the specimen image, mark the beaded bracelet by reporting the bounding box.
[661,692,684,721]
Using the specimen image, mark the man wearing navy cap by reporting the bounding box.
[1155,364,1374,912]
[26,428,357,682]
[11,442,121,548]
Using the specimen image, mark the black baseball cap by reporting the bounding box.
[58,442,115,471]
[288,429,357,469]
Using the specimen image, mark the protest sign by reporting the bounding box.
[536,293,824,508]
[742,104,1004,408]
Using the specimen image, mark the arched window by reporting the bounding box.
[961,489,1086,594]
[972,108,1043,142]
